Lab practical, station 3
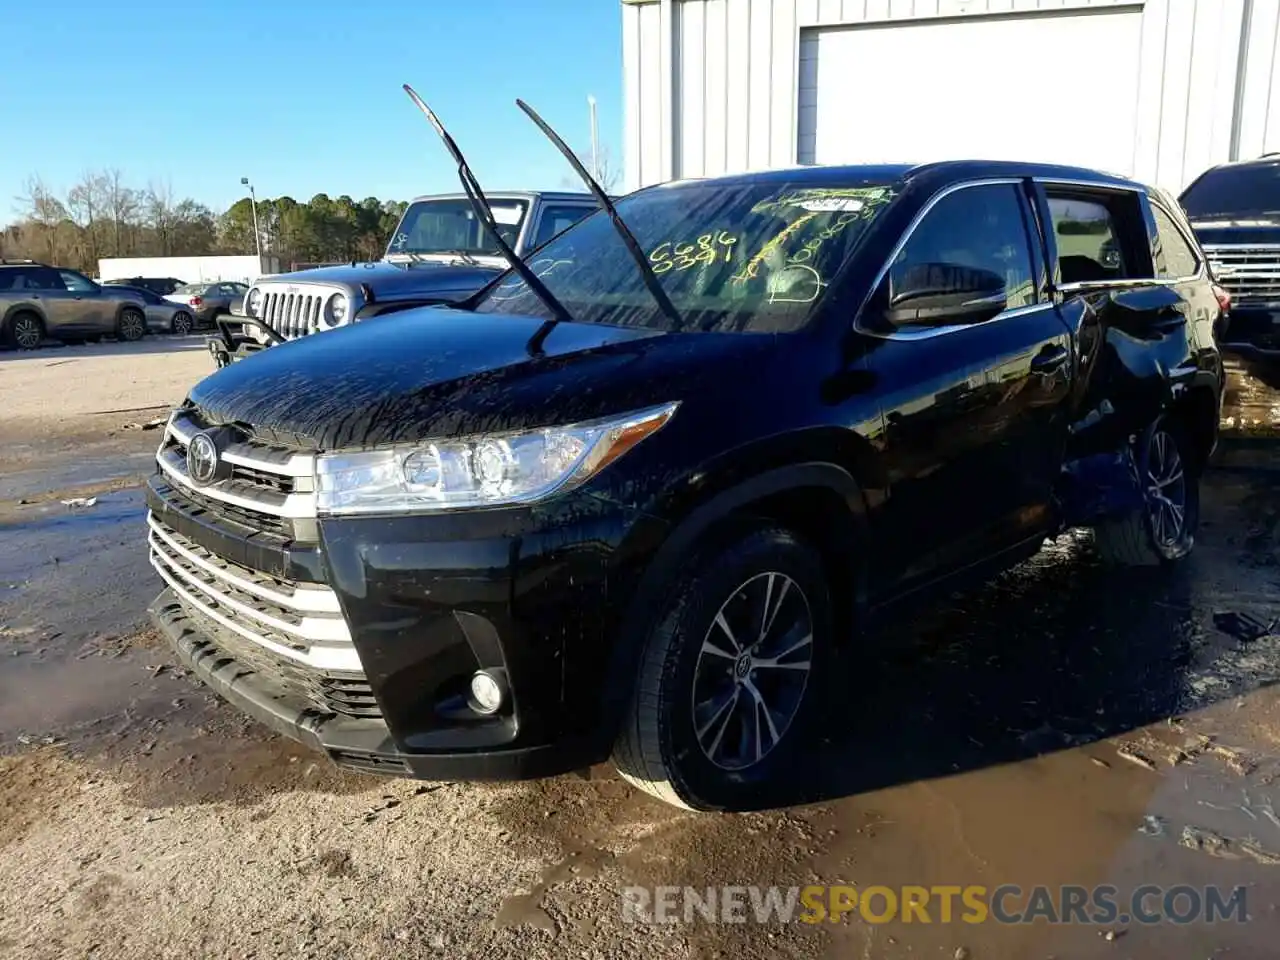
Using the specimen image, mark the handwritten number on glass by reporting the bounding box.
[650,231,737,274]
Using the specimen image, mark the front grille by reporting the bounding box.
[148,515,378,719]
[258,286,327,339]
[1205,245,1280,305]
[156,409,316,539]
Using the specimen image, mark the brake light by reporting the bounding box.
[1212,284,1231,314]
[189,296,203,307]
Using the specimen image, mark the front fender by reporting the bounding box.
[593,461,869,751]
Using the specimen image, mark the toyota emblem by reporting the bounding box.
[186,432,221,485]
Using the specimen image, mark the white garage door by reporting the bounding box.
[798,10,1143,177]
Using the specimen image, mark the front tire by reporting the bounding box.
[117,307,146,342]
[1095,417,1199,566]
[5,311,44,349]
[613,524,831,811]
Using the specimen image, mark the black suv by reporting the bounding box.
[145,161,1223,811]
[1181,155,1280,360]
[103,276,186,296]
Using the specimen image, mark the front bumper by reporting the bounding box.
[149,588,597,780]
[145,468,654,781]
[1220,306,1280,362]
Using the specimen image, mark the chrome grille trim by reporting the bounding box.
[159,411,317,519]
[147,515,338,614]
[168,411,314,479]
[1204,244,1280,304]
[148,515,360,673]
[157,448,316,519]
[252,283,334,339]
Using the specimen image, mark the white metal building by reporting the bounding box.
[623,0,1280,193]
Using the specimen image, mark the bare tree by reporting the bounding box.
[14,175,68,262]
[103,169,138,256]
[145,181,176,256]
[559,144,622,194]
[67,171,107,269]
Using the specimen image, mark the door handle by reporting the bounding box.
[1030,344,1070,374]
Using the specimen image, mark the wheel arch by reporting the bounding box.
[596,461,870,748]
[2,301,46,328]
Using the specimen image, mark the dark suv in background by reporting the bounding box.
[103,276,187,296]
[1182,155,1280,360]
[145,161,1223,811]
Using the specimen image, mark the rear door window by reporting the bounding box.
[1045,191,1152,284]
[1150,204,1201,279]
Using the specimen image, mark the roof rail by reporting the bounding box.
[0,258,46,266]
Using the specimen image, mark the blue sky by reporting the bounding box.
[0,0,622,217]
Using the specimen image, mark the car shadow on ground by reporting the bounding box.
[0,336,210,361]
[743,469,1280,811]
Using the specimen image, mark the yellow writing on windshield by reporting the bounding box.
[730,212,820,283]
[649,231,738,274]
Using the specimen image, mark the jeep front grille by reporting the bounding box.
[1205,245,1280,306]
[257,286,329,339]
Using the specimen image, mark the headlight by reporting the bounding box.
[246,288,262,317]
[324,293,349,327]
[315,402,679,515]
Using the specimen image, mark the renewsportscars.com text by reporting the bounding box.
[620,884,1248,926]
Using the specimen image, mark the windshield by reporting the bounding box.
[1181,164,1280,218]
[473,180,899,333]
[174,283,209,295]
[387,198,529,257]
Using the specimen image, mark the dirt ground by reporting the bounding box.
[3,341,1280,958]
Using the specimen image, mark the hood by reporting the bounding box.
[187,306,769,450]
[1188,216,1280,248]
[259,261,503,300]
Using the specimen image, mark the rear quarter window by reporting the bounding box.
[1150,204,1201,279]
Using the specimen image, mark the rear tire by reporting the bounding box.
[1095,417,1198,566]
[4,311,44,349]
[117,307,146,342]
[171,312,193,335]
[612,523,832,811]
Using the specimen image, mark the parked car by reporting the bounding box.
[108,284,197,335]
[145,160,1223,811]
[103,276,187,296]
[1,261,148,348]
[1181,154,1280,361]
[165,281,249,328]
[207,191,597,367]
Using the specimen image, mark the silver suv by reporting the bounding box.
[0,261,148,349]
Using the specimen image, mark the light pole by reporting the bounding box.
[240,176,262,263]
[587,95,601,182]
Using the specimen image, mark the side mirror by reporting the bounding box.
[886,262,1007,327]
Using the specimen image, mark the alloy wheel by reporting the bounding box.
[13,315,41,349]
[121,310,145,341]
[691,571,814,771]
[173,312,192,335]
[1146,429,1187,548]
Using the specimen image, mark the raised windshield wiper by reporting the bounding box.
[402,84,572,330]
[441,249,481,266]
[515,98,684,343]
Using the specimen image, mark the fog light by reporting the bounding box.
[469,670,505,715]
